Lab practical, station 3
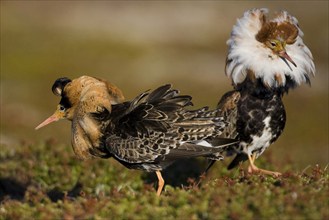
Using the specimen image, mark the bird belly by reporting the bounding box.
[242,116,272,158]
[235,89,286,159]
[115,159,171,172]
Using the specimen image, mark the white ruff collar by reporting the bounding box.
[225,8,315,88]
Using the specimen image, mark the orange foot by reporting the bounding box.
[155,170,165,196]
[247,154,281,177]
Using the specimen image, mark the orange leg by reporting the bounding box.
[247,154,281,177]
[155,170,165,196]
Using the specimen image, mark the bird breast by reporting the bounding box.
[68,77,116,159]
[243,116,272,157]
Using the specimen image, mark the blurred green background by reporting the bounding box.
[1,1,328,169]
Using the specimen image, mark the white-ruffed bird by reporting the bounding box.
[207,8,315,176]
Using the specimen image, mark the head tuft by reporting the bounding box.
[52,77,72,96]
[256,21,298,44]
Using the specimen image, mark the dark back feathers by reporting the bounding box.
[109,84,193,138]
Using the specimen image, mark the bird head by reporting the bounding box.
[256,20,298,68]
[35,76,125,130]
[35,77,74,129]
[35,75,125,159]
[225,8,315,89]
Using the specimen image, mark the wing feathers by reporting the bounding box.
[105,84,236,166]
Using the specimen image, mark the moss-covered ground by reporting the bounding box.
[1,140,328,219]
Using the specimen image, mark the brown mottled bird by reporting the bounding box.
[207,8,315,176]
[36,76,125,158]
[36,75,237,196]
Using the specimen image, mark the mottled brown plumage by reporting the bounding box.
[36,76,125,159]
[36,76,237,196]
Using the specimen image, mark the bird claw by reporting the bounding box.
[248,165,281,177]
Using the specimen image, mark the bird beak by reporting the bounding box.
[279,50,297,68]
[35,110,64,130]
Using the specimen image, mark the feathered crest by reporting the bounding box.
[225,8,315,89]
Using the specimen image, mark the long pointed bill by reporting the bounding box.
[35,112,61,130]
[279,51,297,67]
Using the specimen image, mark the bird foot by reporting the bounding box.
[248,165,281,177]
[156,171,165,196]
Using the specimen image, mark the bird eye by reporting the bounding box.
[270,41,276,47]
[59,105,65,112]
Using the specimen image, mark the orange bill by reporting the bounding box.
[279,51,297,67]
[35,111,63,130]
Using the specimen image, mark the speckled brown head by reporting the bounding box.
[35,75,125,159]
[256,21,298,68]
[36,76,124,129]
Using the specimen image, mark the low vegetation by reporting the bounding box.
[1,140,328,219]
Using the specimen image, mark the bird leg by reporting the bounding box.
[155,170,165,196]
[247,154,281,177]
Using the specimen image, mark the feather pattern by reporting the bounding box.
[216,80,286,170]
[103,84,237,171]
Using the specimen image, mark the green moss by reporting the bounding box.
[1,140,324,220]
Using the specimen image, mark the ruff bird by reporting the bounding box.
[36,76,237,196]
[207,8,315,176]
